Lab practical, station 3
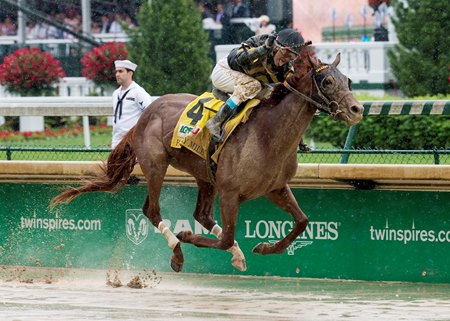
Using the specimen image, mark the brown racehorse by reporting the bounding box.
[51,53,363,273]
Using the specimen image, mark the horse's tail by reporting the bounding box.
[50,127,137,208]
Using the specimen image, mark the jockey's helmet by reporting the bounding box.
[275,29,305,56]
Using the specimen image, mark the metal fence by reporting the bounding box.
[1,145,449,164]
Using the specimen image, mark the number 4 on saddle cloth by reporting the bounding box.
[170,92,260,163]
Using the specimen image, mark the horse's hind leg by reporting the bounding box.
[190,179,246,271]
[253,185,308,255]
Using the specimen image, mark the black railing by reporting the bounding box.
[1,146,449,164]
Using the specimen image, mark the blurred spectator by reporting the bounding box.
[197,1,212,20]
[1,17,16,35]
[29,19,49,39]
[91,21,101,34]
[64,7,80,28]
[100,14,111,33]
[110,14,124,33]
[215,2,231,43]
[53,13,66,39]
[231,0,250,18]
[215,3,230,27]
[25,21,36,39]
[109,14,124,33]
[123,15,136,29]
[63,7,81,39]
[46,15,60,39]
[198,2,216,30]
[255,15,275,35]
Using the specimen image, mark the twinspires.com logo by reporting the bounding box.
[370,219,450,244]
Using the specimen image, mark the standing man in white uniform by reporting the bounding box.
[111,59,152,148]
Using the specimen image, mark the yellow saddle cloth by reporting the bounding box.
[170,92,260,163]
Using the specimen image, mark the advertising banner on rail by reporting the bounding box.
[0,183,449,283]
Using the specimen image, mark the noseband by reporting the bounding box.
[283,64,346,119]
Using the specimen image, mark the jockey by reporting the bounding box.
[206,28,306,139]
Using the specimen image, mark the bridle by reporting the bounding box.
[283,64,348,119]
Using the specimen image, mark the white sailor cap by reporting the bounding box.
[114,59,137,71]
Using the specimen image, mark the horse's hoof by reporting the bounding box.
[170,258,183,272]
[252,242,269,255]
[170,243,184,272]
[176,230,192,242]
[231,257,247,272]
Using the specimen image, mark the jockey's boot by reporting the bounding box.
[206,100,236,140]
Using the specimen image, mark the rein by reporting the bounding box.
[283,65,344,119]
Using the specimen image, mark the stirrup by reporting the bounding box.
[209,124,225,142]
[212,129,225,143]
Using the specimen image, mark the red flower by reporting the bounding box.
[81,42,128,86]
[0,48,66,96]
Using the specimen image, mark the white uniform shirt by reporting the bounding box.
[111,81,152,148]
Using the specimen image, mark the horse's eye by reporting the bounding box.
[348,78,353,91]
[322,77,333,87]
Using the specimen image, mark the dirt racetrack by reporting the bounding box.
[0,266,449,321]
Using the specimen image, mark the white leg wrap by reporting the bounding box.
[228,241,241,255]
[211,224,239,253]
[158,222,179,250]
[211,224,246,271]
[211,224,223,239]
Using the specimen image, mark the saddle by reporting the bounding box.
[170,92,260,164]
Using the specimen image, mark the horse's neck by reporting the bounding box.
[263,76,315,137]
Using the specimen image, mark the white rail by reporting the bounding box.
[0,96,158,148]
[0,96,112,116]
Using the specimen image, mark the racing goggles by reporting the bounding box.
[274,40,302,58]
[275,40,312,60]
[277,47,298,60]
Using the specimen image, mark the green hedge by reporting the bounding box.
[310,115,450,149]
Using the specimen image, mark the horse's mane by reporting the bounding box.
[263,83,290,106]
[264,55,314,106]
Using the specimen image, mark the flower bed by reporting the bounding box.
[0,48,65,96]
[0,124,111,142]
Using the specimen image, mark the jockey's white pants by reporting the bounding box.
[211,57,262,106]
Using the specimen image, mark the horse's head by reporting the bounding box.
[289,53,364,126]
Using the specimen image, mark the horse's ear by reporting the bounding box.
[332,53,341,67]
[307,53,320,69]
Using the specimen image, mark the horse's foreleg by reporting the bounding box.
[190,180,246,271]
[210,224,246,271]
[141,158,184,272]
[253,186,308,255]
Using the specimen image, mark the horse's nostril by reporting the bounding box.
[351,105,363,114]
